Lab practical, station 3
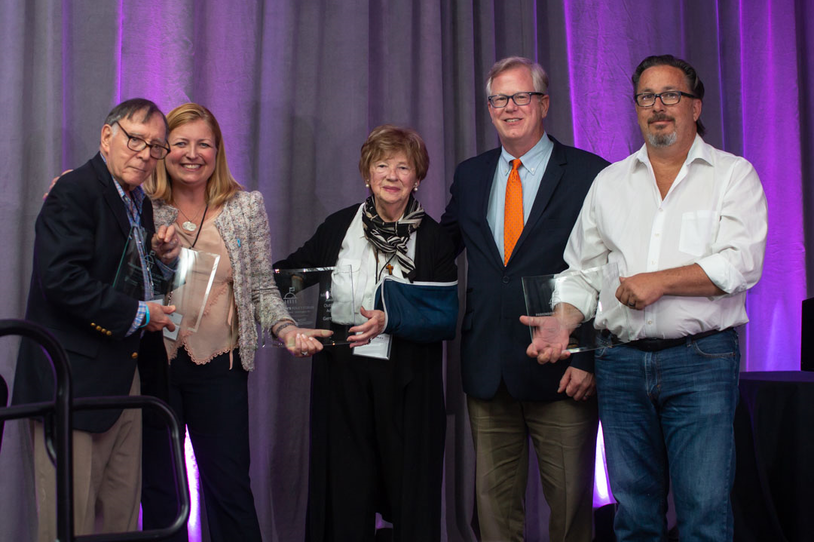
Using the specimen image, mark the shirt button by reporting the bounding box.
[647,320,653,325]
[131,352,138,359]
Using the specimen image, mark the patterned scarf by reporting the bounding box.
[362,195,424,275]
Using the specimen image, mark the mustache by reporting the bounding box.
[648,113,674,124]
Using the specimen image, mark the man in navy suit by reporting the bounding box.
[13,98,179,541]
[441,57,609,541]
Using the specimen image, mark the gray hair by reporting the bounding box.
[104,98,168,139]
[486,56,549,96]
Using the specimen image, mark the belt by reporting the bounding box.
[625,329,725,352]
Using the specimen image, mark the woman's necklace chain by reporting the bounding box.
[177,204,207,232]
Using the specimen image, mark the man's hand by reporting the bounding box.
[617,265,726,309]
[276,325,333,357]
[152,224,181,265]
[616,273,666,310]
[520,315,572,364]
[347,306,386,347]
[558,366,595,401]
[145,303,177,332]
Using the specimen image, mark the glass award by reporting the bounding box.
[164,247,220,333]
[113,226,170,300]
[267,265,360,347]
[522,262,629,353]
[114,226,220,333]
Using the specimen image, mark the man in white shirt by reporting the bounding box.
[524,55,767,541]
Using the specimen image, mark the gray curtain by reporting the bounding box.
[1,1,811,541]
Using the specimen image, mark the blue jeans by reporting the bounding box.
[595,329,740,542]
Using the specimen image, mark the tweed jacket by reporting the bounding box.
[153,190,292,371]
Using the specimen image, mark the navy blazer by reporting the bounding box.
[441,136,609,402]
[13,153,162,433]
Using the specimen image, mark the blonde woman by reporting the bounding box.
[141,103,330,541]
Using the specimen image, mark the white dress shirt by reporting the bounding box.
[486,133,554,256]
[560,135,767,341]
[331,203,416,324]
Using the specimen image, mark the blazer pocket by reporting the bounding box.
[50,326,101,359]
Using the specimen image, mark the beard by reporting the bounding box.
[647,130,677,147]
[646,113,678,147]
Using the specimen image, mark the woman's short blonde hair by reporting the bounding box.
[146,103,242,206]
[358,124,430,182]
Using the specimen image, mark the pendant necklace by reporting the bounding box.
[178,204,206,232]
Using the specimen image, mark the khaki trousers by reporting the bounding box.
[467,382,598,542]
[32,371,141,542]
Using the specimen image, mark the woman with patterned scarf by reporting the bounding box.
[275,124,457,542]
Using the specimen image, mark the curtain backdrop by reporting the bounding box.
[1,1,811,541]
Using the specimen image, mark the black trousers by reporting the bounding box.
[308,346,445,542]
[141,348,262,542]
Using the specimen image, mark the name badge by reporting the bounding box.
[353,333,392,360]
[163,312,184,341]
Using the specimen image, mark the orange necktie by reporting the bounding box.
[504,159,523,265]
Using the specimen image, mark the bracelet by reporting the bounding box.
[274,321,296,338]
[139,308,151,329]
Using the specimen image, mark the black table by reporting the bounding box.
[733,371,814,542]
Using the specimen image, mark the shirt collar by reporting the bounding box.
[499,132,552,176]
[635,134,711,169]
[101,153,146,212]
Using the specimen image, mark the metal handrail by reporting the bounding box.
[0,320,74,540]
[72,395,189,542]
[0,373,8,453]
[0,319,189,541]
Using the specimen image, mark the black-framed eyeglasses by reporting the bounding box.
[634,91,697,107]
[113,121,169,160]
[487,92,545,108]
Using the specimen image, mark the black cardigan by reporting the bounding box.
[275,203,457,541]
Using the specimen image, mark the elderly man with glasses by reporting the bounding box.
[525,55,767,541]
[441,57,609,541]
[13,98,181,541]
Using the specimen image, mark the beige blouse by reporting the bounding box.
[165,209,239,366]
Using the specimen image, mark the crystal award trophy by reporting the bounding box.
[114,226,220,334]
[266,265,361,347]
[522,262,629,353]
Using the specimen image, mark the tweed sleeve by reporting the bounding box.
[245,191,295,332]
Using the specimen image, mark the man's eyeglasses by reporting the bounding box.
[634,91,697,108]
[114,121,169,160]
[487,92,545,108]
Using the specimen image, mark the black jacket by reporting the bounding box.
[13,153,164,432]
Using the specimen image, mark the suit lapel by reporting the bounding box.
[474,149,505,268]
[92,154,137,238]
[510,137,566,260]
